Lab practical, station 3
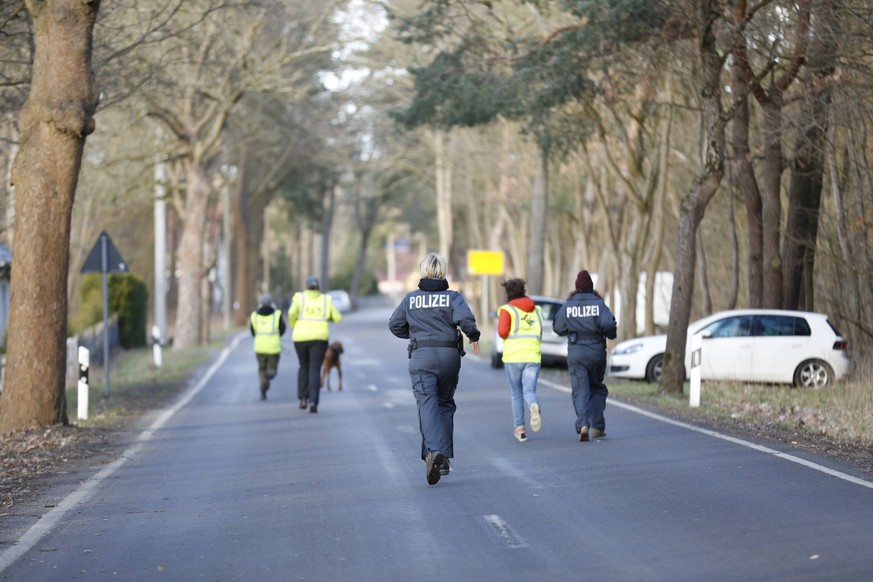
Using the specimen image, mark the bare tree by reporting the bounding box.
[731,0,811,308]
[140,0,338,348]
[659,0,728,395]
[781,0,837,311]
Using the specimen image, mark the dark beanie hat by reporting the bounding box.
[575,270,594,291]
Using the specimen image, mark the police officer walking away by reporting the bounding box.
[287,276,342,413]
[250,293,286,400]
[389,253,481,486]
[553,270,617,441]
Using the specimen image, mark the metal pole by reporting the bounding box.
[689,332,702,407]
[222,186,232,330]
[154,160,167,343]
[480,275,490,339]
[101,234,110,397]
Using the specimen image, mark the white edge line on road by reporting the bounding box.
[0,332,246,574]
[539,377,873,491]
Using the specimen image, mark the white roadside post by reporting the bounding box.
[689,332,702,408]
[78,347,90,420]
[152,324,163,368]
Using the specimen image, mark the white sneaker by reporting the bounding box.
[530,403,541,432]
[514,426,527,443]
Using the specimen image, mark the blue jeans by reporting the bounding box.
[504,362,541,428]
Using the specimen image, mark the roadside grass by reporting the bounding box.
[66,331,239,429]
[609,364,873,448]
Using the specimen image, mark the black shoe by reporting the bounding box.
[309,403,318,413]
[260,390,267,400]
[439,459,451,476]
[425,451,445,485]
[299,399,307,409]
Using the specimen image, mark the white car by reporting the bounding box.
[327,290,351,313]
[608,309,851,388]
[490,296,568,368]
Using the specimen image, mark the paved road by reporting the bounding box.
[2,305,872,581]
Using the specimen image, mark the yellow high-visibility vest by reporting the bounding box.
[251,311,282,354]
[288,291,340,341]
[499,304,543,363]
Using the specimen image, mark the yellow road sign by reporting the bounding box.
[467,250,504,275]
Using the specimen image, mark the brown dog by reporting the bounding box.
[321,341,344,391]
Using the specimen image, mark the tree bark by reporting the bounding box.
[0,0,100,433]
[760,99,784,307]
[173,162,211,348]
[432,130,453,263]
[319,177,337,288]
[730,62,764,307]
[526,145,548,295]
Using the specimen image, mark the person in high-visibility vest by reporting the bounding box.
[287,276,342,413]
[250,293,286,400]
[497,278,544,443]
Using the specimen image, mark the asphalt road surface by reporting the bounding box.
[2,304,872,581]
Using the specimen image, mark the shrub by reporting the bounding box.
[72,273,149,348]
[109,274,148,348]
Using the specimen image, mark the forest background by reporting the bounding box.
[0,0,871,433]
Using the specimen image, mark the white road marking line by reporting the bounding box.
[539,377,873,490]
[0,333,247,575]
[482,514,527,548]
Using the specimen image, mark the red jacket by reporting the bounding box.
[498,297,536,339]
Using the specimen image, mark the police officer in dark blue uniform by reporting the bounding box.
[553,270,617,442]
[389,253,481,485]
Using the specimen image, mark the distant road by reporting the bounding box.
[2,303,872,581]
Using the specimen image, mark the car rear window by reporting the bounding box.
[754,315,811,337]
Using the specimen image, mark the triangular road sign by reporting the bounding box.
[81,231,129,273]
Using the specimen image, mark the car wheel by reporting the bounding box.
[793,359,833,388]
[491,350,504,369]
[645,354,664,383]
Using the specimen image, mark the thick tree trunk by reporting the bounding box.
[232,181,250,327]
[173,162,211,348]
[826,132,863,348]
[319,180,336,287]
[351,195,379,309]
[0,0,100,433]
[731,67,764,308]
[526,146,548,295]
[433,130,453,263]
[782,119,825,311]
[761,99,784,307]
